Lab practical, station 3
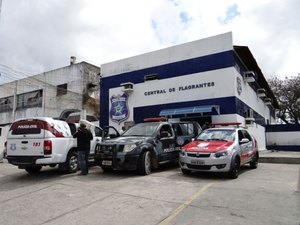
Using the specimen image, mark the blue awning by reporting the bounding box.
[159,105,220,117]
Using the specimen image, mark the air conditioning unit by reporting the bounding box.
[257,88,266,98]
[264,98,272,105]
[120,82,134,93]
[243,71,255,83]
[245,109,255,125]
[245,109,254,119]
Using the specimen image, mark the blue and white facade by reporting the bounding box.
[100,32,277,150]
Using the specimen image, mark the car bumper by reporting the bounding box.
[179,154,232,172]
[96,152,140,171]
[4,155,64,167]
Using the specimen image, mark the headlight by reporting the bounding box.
[123,144,136,152]
[215,151,229,158]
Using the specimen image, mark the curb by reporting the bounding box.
[259,157,300,164]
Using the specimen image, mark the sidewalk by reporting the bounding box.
[259,150,300,164]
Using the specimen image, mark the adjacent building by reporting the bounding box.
[0,60,100,158]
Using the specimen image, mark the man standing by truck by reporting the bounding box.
[73,123,93,175]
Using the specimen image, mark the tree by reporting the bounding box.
[268,74,300,124]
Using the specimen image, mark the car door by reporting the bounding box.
[90,126,103,156]
[241,130,254,162]
[157,124,177,162]
[238,130,249,164]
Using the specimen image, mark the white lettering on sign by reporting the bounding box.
[144,82,215,97]
[144,89,167,96]
[17,125,38,129]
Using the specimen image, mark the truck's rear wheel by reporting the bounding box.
[25,166,42,174]
[138,151,151,175]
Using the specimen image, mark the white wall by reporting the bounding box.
[267,131,300,146]
[109,67,236,126]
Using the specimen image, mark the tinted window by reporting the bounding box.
[68,123,77,135]
[238,130,244,141]
[242,130,252,141]
[95,127,103,137]
[123,123,159,137]
[12,128,41,135]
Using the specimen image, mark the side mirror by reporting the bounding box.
[240,138,249,144]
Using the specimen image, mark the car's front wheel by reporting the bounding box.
[101,167,113,172]
[181,168,191,175]
[138,151,151,175]
[228,157,240,179]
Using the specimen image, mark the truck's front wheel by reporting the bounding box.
[138,151,151,175]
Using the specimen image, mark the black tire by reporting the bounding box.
[181,168,191,175]
[250,153,259,169]
[25,166,42,174]
[228,157,240,179]
[61,151,78,173]
[101,167,113,172]
[138,151,151,175]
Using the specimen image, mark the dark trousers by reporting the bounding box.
[78,151,89,174]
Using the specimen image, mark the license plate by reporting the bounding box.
[190,159,205,165]
[102,160,112,166]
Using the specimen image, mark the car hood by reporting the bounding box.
[102,136,151,145]
[182,141,234,153]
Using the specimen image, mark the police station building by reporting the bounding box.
[100,32,278,150]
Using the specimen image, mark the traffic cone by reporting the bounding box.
[296,167,300,193]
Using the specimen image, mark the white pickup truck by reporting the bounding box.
[3,117,119,173]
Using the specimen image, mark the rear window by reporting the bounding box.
[10,121,43,135]
[11,127,41,135]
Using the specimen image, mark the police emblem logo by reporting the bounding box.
[236,77,242,95]
[109,93,129,124]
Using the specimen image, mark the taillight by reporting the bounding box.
[3,141,7,157]
[44,140,52,155]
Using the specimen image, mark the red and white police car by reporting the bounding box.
[179,123,259,178]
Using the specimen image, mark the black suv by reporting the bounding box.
[95,121,201,175]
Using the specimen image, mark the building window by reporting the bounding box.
[16,90,43,109]
[57,83,68,96]
[0,96,13,112]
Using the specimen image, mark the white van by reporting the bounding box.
[3,117,119,173]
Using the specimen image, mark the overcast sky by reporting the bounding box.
[0,0,299,84]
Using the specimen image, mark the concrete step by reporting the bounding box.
[259,150,300,164]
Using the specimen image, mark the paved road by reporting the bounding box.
[0,163,299,225]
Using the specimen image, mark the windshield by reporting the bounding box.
[196,129,235,142]
[122,123,159,137]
